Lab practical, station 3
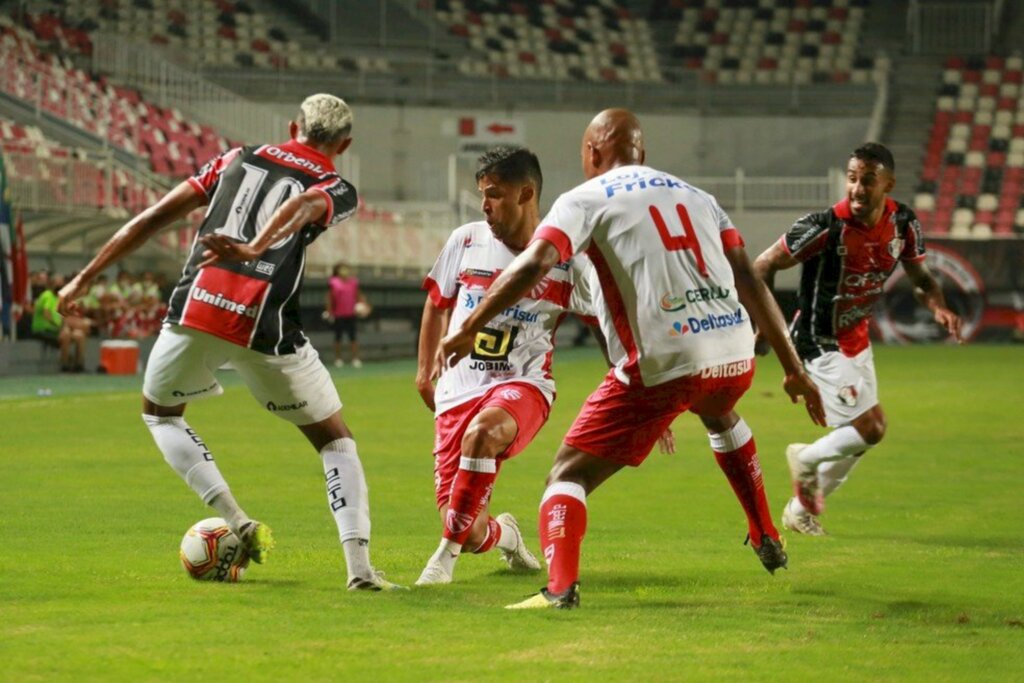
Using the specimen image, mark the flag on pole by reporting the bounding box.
[0,153,12,337]
[12,209,28,320]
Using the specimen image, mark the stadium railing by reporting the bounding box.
[198,56,877,117]
[91,34,287,147]
[907,0,1004,55]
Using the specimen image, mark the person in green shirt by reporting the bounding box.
[32,274,89,372]
[32,278,62,338]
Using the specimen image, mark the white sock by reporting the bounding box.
[342,538,373,581]
[321,438,374,580]
[495,517,518,552]
[798,425,871,468]
[818,453,863,497]
[321,438,371,543]
[429,538,462,576]
[142,414,248,529]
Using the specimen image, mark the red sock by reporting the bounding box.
[470,516,501,554]
[711,422,778,544]
[443,457,497,546]
[539,482,587,594]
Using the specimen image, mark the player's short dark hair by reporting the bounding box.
[475,146,543,200]
[851,143,895,173]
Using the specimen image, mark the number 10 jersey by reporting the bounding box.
[166,140,358,355]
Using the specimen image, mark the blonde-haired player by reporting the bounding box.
[58,94,402,591]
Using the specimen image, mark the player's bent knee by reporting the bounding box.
[862,420,886,445]
[461,422,511,459]
[142,396,185,417]
[855,410,887,445]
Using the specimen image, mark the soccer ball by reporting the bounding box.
[179,517,250,582]
[354,301,372,318]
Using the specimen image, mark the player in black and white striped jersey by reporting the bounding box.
[57,94,403,591]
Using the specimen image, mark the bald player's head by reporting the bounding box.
[580,108,645,179]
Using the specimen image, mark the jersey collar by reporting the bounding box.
[278,138,337,173]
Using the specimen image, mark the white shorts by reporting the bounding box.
[143,325,342,426]
[803,346,878,427]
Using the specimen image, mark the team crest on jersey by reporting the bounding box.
[838,385,858,407]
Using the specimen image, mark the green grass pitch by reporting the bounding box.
[1,345,1022,681]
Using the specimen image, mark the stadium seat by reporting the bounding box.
[916,51,1024,237]
[657,0,872,83]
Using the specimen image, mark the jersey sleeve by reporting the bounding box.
[901,211,927,262]
[531,192,591,263]
[187,147,243,197]
[311,176,358,227]
[567,259,597,319]
[712,198,745,249]
[422,227,467,309]
[781,210,832,262]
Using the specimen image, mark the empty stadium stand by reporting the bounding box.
[913,53,1024,238]
[1,12,232,178]
[654,0,875,86]
[434,0,662,83]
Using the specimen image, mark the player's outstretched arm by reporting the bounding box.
[198,190,328,267]
[902,259,964,343]
[731,244,827,427]
[416,298,449,412]
[57,181,207,316]
[440,238,561,366]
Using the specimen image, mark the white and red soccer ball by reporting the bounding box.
[179,517,249,582]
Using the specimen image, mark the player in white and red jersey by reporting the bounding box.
[57,94,402,591]
[754,143,963,536]
[441,109,826,609]
[414,146,598,586]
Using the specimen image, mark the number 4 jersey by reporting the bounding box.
[533,164,754,388]
[166,140,358,355]
[423,221,596,417]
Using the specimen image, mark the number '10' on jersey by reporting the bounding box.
[165,139,358,355]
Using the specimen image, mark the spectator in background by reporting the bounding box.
[326,262,365,368]
[33,273,89,372]
[31,273,62,344]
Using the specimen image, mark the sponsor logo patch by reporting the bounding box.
[172,382,219,398]
[499,387,523,401]
[180,268,268,346]
[266,400,309,412]
[660,293,687,312]
[472,326,519,361]
[700,359,752,379]
[670,308,745,337]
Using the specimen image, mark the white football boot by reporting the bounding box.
[781,498,828,536]
[495,513,541,571]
